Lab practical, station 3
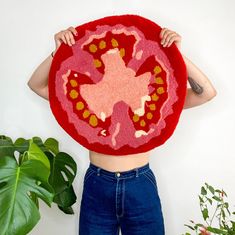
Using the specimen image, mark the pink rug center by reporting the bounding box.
[80,48,152,121]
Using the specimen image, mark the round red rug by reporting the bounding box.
[48,14,187,156]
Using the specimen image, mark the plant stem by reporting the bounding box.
[210,201,219,227]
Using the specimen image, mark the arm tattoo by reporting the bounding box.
[188,76,204,94]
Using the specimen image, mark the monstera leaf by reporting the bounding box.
[0,135,78,233]
[13,137,30,154]
[44,138,77,214]
[47,152,77,192]
[0,135,15,157]
[25,139,50,169]
[0,156,54,235]
[14,137,47,153]
[44,137,59,155]
[46,151,77,213]
[54,183,77,214]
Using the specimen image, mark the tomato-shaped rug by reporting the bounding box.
[49,14,187,156]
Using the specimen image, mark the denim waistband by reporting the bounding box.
[88,162,151,179]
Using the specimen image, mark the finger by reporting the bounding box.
[55,32,67,45]
[67,26,78,36]
[60,33,67,45]
[67,30,76,45]
[159,28,168,39]
[163,32,177,47]
[161,31,175,46]
[64,32,72,46]
[167,35,179,47]
[161,28,173,40]
[169,34,181,46]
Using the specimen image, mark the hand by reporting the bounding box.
[159,27,181,50]
[53,26,78,55]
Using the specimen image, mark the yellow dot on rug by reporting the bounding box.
[157,87,165,94]
[76,101,84,110]
[119,48,125,57]
[155,76,164,84]
[69,89,78,99]
[70,79,78,87]
[149,103,156,111]
[94,59,102,68]
[83,110,90,118]
[140,119,146,127]
[111,38,119,47]
[89,115,98,127]
[151,93,159,101]
[146,112,153,119]
[89,44,97,53]
[99,40,106,49]
[154,65,162,74]
[133,114,140,122]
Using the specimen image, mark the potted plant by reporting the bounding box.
[0,134,77,235]
[183,182,235,235]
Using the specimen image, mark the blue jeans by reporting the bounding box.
[79,162,165,235]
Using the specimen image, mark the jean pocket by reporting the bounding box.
[142,169,158,192]
[84,168,96,184]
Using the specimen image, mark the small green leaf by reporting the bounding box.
[222,189,227,197]
[184,224,195,230]
[202,208,209,221]
[195,223,205,227]
[212,195,221,201]
[207,197,213,205]
[206,226,228,234]
[208,185,215,194]
[199,195,204,203]
[201,186,207,195]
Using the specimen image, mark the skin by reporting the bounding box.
[27,26,217,172]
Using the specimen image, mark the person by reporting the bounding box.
[27,24,217,235]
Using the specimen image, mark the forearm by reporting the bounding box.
[27,53,53,100]
[182,54,217,97]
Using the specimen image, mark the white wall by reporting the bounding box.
[1,0,234,234]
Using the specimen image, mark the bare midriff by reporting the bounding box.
[89,150,151,172]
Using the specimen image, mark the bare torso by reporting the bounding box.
[89,150,151,172]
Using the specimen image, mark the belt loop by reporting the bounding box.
[97,167,101,176]
[135,168,139,177]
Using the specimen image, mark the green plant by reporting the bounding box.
[182,182,235,235]
[0,134,77,235]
